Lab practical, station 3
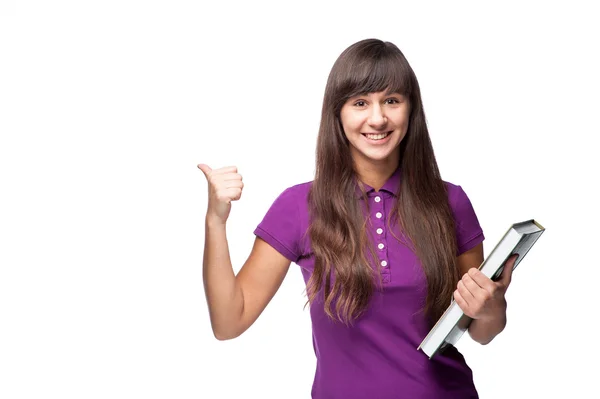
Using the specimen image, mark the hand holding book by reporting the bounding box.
[454,253,518,322]
[418,220,545,358]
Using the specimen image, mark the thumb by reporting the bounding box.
[197,163,212,178]
[500,253,519,286]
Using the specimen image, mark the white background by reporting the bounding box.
[1,1,598,398]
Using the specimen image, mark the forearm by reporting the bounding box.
[468,311,506,345]
[203,217,244,340]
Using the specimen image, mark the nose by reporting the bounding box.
[367,104,387,129]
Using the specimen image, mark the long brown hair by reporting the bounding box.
[306,39,459,326]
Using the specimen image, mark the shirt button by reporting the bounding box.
[376,228,383,235]
[374,196,381,203]
[375,212,382,219]
[381,260,388,267]
[378,243,384,249]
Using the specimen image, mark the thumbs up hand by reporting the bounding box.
[197,164,244,225]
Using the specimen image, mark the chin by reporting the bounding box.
[359,151,397,163]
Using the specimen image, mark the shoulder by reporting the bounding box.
[442,180,473,208]
[261,180,313,216]
[283,180,313,196]
[273,180,313,208]
[255,180,313,262]
[442,180,462,200]
[442,179,482,225]
[442,180,485,253]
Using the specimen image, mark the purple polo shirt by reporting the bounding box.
[254,167,485,399]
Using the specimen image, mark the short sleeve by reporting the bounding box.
[254,187,302,263]
[451,185,485,255]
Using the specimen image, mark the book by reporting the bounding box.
[417,219,545,359]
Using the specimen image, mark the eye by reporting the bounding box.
[353,100,367,107]
[385,98,400,104]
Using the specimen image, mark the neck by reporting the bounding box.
[354,160,399,191]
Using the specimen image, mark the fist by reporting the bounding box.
[197,164,244,224]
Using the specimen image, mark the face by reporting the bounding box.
[340,90,410,169]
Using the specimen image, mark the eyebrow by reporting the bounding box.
[384,90,405,97]
[352,91,405,98]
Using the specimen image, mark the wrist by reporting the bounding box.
[206,214,226,228]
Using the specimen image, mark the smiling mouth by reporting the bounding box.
[362,131,392,140]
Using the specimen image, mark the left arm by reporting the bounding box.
[455,244,518,345]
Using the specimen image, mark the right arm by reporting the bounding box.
[199,164,292,340]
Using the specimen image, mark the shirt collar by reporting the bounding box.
[354,166,402,198]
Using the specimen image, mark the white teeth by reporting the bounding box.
[365,132,390,140]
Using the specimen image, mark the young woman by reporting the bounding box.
[198,38,518,398]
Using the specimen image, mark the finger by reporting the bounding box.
[226,187,242,201]
[467,268,496,292]
[222,173,243,182]
[216,185,242,199]
[211,175,243,188]
[224,180,244,189]
[500,254,519,286]
[462,274,485,297]
[454,290,469,312]
[457,280,474,304]
[222,182,244,196]
[211,166,238,175]
[197,163,212,177]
